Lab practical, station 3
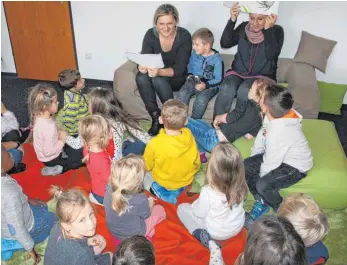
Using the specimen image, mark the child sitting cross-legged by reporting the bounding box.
[29,83,84,176]
[143,99,201,204]
[188,78,272,163]
[104,155,166,241]
[79,114,113,205]
[177,28,223,120]
[177,143,247,265]
[1,145,57,263]
[244,84,313,228]
[277,193,329,265]
[57,69,88,137]
[44,186,112,265]
[112,235,155,265]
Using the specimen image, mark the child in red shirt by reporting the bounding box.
[79,114,113,205]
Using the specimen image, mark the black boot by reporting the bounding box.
[148,110,162,136]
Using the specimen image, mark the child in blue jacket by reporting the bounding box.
[177,28,223,119]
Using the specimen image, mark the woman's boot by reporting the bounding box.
[148,110,162,136]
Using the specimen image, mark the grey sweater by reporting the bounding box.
[1,175,34,251]
[44,224,110,265]
[104,184,150,240]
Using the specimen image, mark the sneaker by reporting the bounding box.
[41,165,63,176]
[200,152,207,164]
[248,200,270,221]
[89,193,103,206]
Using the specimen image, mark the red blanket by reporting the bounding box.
[12,144,247,265]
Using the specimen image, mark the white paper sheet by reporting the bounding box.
[125,51,164,68]
[223,1,279,15]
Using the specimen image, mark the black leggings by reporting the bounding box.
[44,145,84,173]
[244,154,307,209]
[135,72,186,114]
[2,129,30,144]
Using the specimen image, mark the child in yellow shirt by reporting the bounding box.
[143,99,201,204]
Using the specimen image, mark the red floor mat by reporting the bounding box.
[12,143,246,264]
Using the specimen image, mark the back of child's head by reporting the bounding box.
[28,83,57,120]
[1,144,13,176]
[49,186,90,230]
[237,216,307,265]
[192,28,214,47]
[161,99,187,130]
[263,84,294,118]
[112,235,155,265]
[206,142,248,206]
[277,193,329,247]
[110,155,145,215]
[58,69,81,90]
[251,78,276,102]
[79,114,111,163]
[88,87,141,130]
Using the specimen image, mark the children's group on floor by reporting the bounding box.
[1,6,329,265]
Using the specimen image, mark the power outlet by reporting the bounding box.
[85,53,92,60]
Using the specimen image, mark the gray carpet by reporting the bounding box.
[1,74,347,156]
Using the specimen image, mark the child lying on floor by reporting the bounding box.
[278,193,329,265]
[44,186,112,265]
[187,78,272,163]
[1,145,57,263]
[178,142,247,265]
[143,99,201,204]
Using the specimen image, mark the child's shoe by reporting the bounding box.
[41,165,63,176]
[89,193,103,206]
[200,152,207,164]
[248,199,270,220]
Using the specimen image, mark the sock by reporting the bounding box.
[209,241,225,265]
[41,165,63,176]
[192,229,212,248]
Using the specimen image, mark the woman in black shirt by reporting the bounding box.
[136,4,192,136]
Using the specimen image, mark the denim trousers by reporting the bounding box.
[177,81,218,119]
[122,140,146,156]
[244,154,307,209]
[186,118,220,153]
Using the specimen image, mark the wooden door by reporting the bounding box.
[3,1,77,81]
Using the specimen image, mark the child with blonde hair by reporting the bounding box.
[277,193,329,265]
[144,99,201,204]
[177,143,247,265]
[104,155,166,241]
[44,186,112,265]
[79,114,112,205]
[28,83,84,176]
[57,69,88,136]
[88,87,151,160]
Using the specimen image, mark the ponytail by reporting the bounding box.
[111,187,129,216]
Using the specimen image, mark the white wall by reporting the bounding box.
[2,1,347,102]
[1,3,16,73]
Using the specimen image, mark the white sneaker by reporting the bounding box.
[89,193,103,206]
[41,165,63,176]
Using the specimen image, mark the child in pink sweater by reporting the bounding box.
[79,114,113,205]
[29,84,84,176]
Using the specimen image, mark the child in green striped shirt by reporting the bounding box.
[57,69,89,136]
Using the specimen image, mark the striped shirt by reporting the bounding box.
[62,90,88,135]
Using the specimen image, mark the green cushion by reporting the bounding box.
[193,119,347,210]
[318,81,347,115]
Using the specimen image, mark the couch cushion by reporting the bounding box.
[192,119,347,210]
[318,81,347,115]
[293,31,337,73]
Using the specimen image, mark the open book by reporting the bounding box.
[125,51,164,68]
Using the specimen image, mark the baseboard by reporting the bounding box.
[1,72,18,77]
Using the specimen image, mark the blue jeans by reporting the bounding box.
[8,148,23,167]
[1,204,57,261]
[177,81,218,119]
[187,118,220,153]
[122,140,146,156]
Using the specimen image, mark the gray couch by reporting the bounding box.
[114,54,320,122]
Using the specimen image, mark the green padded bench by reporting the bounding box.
[192,119,347,210]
